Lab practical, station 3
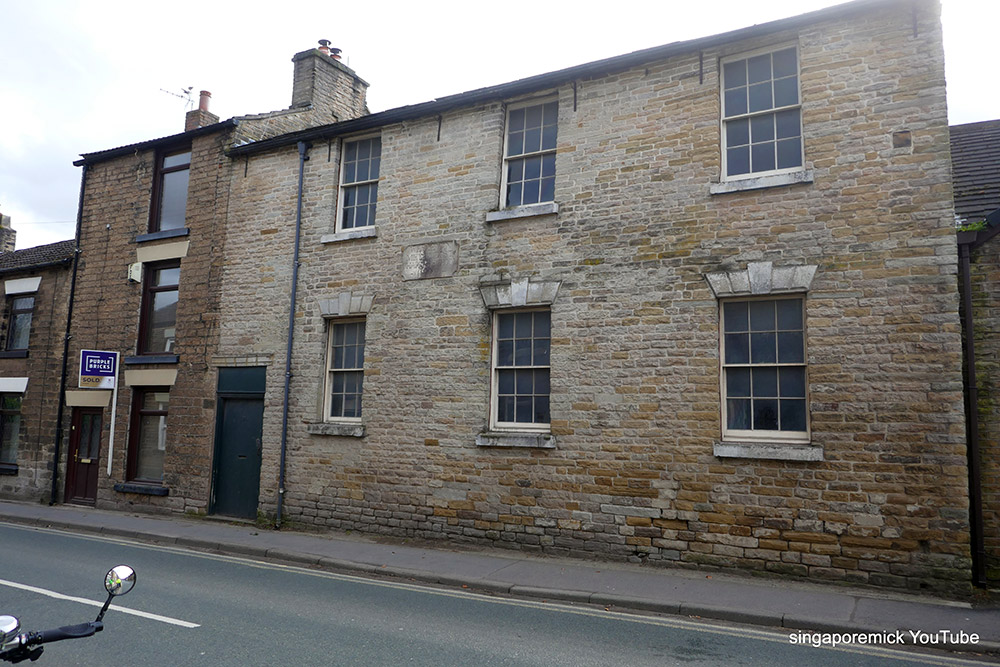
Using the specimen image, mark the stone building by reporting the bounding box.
[217,0,970,594]
[952,119,1000,585]
[0,213,75,502]
[63,45,368,511]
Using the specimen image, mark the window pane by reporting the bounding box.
[535,369,550,395]
[330,394,343,417]
[772,48,797,78]
[723,60,747,89]
[533,311,551,337]
[156,267,180,287]
[775,299,802,330]
[541,122,557,151]
[727,146,749,176]
[524,156,541,181]
[753,399,779,430]
[497,340,514,366]
[779,367,806,397]
[162,151,191,169]
[727,399,751,430]
[750,332,776,363]
[749,301,775,331]
[724,333,749,364]
[539,177,555,203]
[516,369,533,394]
[533,339,550,366]
[751,142,776,173]
[509,108,525,132]
[726,368,751,397]
[534,396,550,424]
[498,314,514,339]
[748,82,773,113]
[747,54,772,84]
[524,128,541,154]
[159,169,189,231]
[498,369,514,394]
[541,154,556,178]
[776,138,802,170]
[750,114,774,143]
[515,312,533,337]
[514,339,532,365]
[723,301,748,332]
[508,131,524,157]
[726,118,749,147]
[525,104,543,128]
[0,410,21,464]
[724,88,747,118]
[777,332,804,363]
[515,396,533,423]
[780,399,807,431]
[775,108,800,140]
[506,183,522,208]
[148,290,178,353]
[752,367,778,397]
[7,312,31,350]
[522,180,540,205]
[498,396,514,422]
[773,76,798,107]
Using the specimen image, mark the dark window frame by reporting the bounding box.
[126,387,169,483]
[149,146,192,233]
[5,294,35,351]
[0,393,23,468]
[138,260,181,356]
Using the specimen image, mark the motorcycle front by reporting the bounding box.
[0,565,136,664]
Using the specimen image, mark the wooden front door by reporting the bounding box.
[65,407,102,505]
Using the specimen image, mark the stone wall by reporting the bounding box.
[0,261,73,502]
[219,0,970,592]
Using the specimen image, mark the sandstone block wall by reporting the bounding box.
[219,0,970,593]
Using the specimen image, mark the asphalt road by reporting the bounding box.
[0,522,993,666]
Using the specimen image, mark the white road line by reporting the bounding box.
[0,578,199,629]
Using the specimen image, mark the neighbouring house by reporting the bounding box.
[64,45,368,511]
[952,119,1000,585]
[0,212,75,502]
[50,0,975,594]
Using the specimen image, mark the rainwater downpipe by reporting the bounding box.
[276,141,310,528]
[958,239,987,587]
[50,164,88,504]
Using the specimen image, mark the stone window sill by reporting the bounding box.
[714,441,822,461]
[124,355,179,365]
[320,227,377,244]
[476,432,556,449]
[113,482,169,496]
[0,463,18,476]
[710,170,813,195]
[306,422,365,437]
[0,350,28,359]
[136,228,190,243]
[486,202,559,223]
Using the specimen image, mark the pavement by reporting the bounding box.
[2,499,999,657]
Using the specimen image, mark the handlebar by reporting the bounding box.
[1,623,103,663]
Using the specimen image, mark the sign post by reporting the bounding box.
[79,350,120,476]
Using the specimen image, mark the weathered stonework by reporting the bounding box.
[214,0,971,594]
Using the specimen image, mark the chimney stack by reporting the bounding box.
[185,90,220,131]
[290,40,368,120]
[0,212,16,253]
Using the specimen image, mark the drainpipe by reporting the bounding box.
[276,140,310,528]
[51,164,87,504]
[958,238,987,587]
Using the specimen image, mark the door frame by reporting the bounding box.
[208,367,266,517]
[64,406,103,505]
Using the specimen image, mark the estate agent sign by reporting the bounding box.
[79,350,118,389]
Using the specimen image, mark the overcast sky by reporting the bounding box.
[0,0,993,250]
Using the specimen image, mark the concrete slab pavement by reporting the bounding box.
[1,499,997,657]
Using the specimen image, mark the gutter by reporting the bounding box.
[50,164,87,504]
[276,140,310,528]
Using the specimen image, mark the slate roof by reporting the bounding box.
[0,239,75,274]
[951,119,1000,224]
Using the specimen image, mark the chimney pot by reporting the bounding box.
[318,39,331,56]
[198,90,212,112]
[330,47,342,61]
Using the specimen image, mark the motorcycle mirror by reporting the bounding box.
[104,565,136,597]
[0,615,20,645]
